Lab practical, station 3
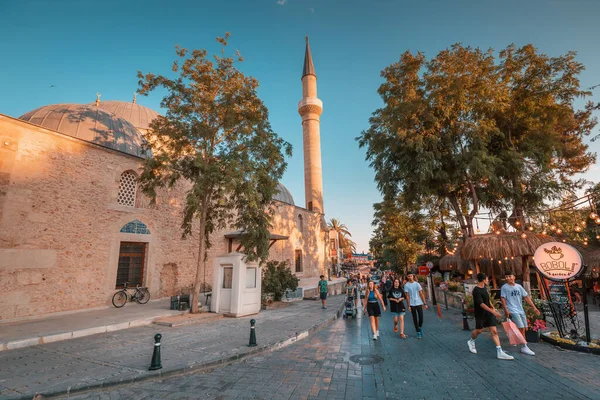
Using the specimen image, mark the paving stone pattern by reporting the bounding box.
[59,305,600,400]
[0,297,345,400]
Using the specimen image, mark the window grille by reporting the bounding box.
[117,171,137,207]
[120,220,151,234]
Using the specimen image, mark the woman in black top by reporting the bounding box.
[388,279,407,338]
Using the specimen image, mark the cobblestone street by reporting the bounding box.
[62,306,600,400]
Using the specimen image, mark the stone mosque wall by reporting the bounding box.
[0,115,325,321]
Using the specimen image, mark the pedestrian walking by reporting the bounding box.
[359,277,367,308]
[388,279,406,338]
[363,280,386,340]
[318,275,328,309]
[385,276,393,309]
[500,271,540,356]
[468,273,514,360]
[404,272,428,339]
[379,277,388,307]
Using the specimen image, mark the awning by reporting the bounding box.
[224,230,289,252]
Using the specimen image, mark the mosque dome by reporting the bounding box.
[92,100,159,133]
[273,183,295,205]
[19,103,149,157]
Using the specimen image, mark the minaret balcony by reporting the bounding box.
[297,98,323,115]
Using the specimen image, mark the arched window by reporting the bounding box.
[117,171,138,207]
[298,214,303,233]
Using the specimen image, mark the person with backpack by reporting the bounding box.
[318,275,328,309]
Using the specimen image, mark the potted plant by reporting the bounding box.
[526,318,546,343]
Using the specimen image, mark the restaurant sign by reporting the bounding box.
[533,242,583,281]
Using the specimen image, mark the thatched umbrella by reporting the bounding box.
[571,244,600,275]
[460,232,555,288]
[439,252,471,274]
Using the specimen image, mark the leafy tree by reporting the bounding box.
[328,218,357,257]
[358,44,597,238]
[370,198,434,273]
[137,34,292,313]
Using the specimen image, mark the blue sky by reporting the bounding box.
[1,0,599,252]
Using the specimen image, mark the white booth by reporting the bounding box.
[210,252,262,317]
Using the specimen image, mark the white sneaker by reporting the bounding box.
[497,350,515,360]
[373,334,377,340]
[376,330,380,338]
[467,339,477,354]
[521,346,535,356]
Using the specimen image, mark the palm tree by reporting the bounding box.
[328,218,357,256]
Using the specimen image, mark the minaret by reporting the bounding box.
[298,36,324,213]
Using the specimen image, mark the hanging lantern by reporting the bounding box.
[550,224,557,231]
[521,232,527,239]
[528,225,534,231]
[542,230,548,235]
[584,241,589,246]
[590,212,598,220]
[582,221,587,227]
[596,217,600,224]
[556,228,563,234]
[575,225,582,232]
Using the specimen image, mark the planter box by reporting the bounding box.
[525,330,540,343]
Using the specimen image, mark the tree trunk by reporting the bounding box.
[191,195,210,314]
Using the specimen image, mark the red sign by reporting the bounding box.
[418,265,429,276]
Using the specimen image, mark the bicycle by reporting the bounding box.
[112,282,151,308]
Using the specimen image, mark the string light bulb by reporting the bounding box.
[582,221,587,227]
[556,228,563,234]
[590,212,598,220]
[562,239,567,242]
[596,235,600,240]
[550,225,557,231]
[528,226,534,231]
[521,232,527,239]
[495,230,501,235]
[575,225,582,232]
[584,241,589,246]
[515,220,520,226]
[596,217,600,224]
[542,230,548,235]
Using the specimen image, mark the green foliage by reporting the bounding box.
[358,43,597,236]
[370,198,435,273]
[136,34,292,312]
[261,260,299,301]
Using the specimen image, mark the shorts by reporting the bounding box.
[320,292,327,300]
[510,312,528,329]
[475,312,498,330]
[367,302,381,317]
[394,312,406,317]
[360,294,365,299]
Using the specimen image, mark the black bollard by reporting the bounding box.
[249,319,257,347]
[149,333,163,370]
[461,300,470,331]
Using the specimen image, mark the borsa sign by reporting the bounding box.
[533,242,583,281]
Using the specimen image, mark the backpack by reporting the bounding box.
[385,279,393,291]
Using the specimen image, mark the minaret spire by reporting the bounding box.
[298,37,324,213]
[302,36,316,79]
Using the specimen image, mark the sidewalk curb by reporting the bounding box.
[0,316,177,352]
[26,301,345,400]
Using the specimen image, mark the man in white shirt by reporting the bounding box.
[501,271,540,356]
[404,272,428,339]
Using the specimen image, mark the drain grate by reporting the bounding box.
[349,355,384,365]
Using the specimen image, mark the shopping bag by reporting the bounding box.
[502,319,527,345]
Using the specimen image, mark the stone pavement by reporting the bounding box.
[0,296,346,400]
[59,304,600,400]
[0,299,184,351]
